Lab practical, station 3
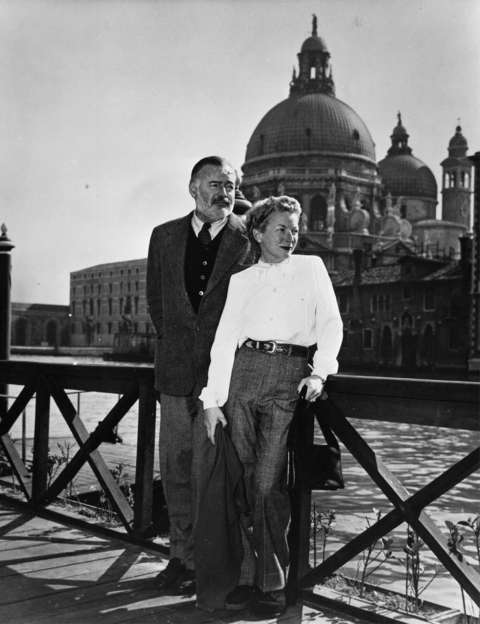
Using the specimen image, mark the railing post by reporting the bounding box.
[287,406,314,604]
[32,381,50,504]
[0,224,14,420]
[468,151,480,372]
[133,377,157,537]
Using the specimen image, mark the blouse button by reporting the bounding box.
[199,290,204,296]
[202,260,208,266]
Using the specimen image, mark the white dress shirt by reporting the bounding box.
[200,254,343,409]
[191,212,228,240]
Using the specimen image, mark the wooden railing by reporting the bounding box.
[0,360,156,537]
[0,360,479,607]
[288,373,480,608]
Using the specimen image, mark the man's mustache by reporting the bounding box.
[212,197,231,205]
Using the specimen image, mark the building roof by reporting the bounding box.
[334,265,403,287]
[334,257,461,287]
[421,262,462,281]
[245,93,376,163]
[378,153,437,199]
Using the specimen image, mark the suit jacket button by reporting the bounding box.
[198,290,204,296]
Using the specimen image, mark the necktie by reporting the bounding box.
[198,222,211,246]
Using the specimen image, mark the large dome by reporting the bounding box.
[378,154,437,198]
[245,93,376,163]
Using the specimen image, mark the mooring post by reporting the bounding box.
[0,224,15,419]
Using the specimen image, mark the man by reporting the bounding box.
[146,156,253,593]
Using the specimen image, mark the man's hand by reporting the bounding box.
[297,375,326,402]
[203,406,227,444]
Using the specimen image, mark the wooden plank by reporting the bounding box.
[32,381,50,504]
[287,407,314,604]
[0,383,35,435]
[133,380,157,537]
[301,447,480,586]
[0,434,32,498]
[43,387,138,503]
[47,381,135,532]
[330,392,479,431]
[0,360,154,395]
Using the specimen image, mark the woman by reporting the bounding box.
[199,195,343,616]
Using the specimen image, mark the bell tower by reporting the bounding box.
[441,124,472,228]
[289,14,335,97]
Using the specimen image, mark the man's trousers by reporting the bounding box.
[159,393,206,570]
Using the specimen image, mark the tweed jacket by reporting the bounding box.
[146,212,253,396]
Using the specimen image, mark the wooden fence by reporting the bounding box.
[0,360,479,607]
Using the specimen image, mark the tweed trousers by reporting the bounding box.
[159,394,207,570]
[225,346,309,592]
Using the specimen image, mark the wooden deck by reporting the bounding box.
[0,499,369,624]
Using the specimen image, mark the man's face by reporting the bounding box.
[189,164,236,223]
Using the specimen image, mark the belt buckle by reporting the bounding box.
[264,341,277,354]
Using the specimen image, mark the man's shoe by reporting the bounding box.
[250,589,286,618]
[175,569,196,595]
[225,585,254,611]
[155,558,186,589]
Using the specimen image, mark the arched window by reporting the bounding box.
[14,318,28,346]
[46,320,57,346]
[380,325,393,364]
[310,195,327,231]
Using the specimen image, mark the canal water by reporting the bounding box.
[4,354,480,614]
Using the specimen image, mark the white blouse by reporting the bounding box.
[200,254,343,409]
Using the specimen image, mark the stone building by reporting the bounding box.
[333,241,472,374]
[69,258,150,348]
[11,303,70,347]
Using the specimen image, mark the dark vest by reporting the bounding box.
[185,225,225,313]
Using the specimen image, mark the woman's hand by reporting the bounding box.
[297,375,326,402]
[203,406,227,445]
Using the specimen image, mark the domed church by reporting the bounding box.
[242,15,383,270]
[241,16,472,270]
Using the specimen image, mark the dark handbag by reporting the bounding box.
[288,394,344,491]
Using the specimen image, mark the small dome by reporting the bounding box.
[378,154,437,199]
[245,93,376,162]
[448,125,468,158]
[301,35,329,53]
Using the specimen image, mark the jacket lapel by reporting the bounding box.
[205,215,249,297]
[164,214,196,318]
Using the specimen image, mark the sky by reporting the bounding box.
[1,0,479,304]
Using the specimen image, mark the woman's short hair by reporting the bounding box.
[246,195,302,237]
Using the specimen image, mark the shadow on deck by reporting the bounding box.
[0,499,367,624]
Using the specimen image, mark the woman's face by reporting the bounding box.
[254,210,300,263]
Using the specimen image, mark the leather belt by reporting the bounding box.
[243,339,312,358]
